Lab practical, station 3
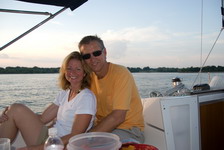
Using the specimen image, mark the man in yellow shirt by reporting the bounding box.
[78,35,144,143]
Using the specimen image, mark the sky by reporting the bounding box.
[0,0,223,68]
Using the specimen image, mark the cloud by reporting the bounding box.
[97,25,224,68]
[105,40,128,59]
[0,54,9,59]
[23,57,62,67]
[1,56,62,68]
[1,24,223,68]
[102,26,169,42]
[101,26,172,60]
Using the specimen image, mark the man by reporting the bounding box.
[78,35,144,143]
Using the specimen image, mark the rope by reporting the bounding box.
[191,28,224,88]
[199,0,204,84]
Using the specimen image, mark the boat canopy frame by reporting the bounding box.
[0,0,88,51]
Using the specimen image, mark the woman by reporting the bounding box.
[0,51,96,149]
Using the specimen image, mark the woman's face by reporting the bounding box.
[65,59,85,86]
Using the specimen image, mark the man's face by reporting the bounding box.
[80,41,106,73]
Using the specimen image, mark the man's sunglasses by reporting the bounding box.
[81,48,104,60]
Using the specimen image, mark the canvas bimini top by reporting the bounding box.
[16,0,88,11]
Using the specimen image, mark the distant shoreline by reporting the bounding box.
[0,66,224,74]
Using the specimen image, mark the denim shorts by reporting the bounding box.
[112,127,144,144]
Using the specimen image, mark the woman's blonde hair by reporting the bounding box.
[58,51,91,90]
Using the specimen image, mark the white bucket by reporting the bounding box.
[67,132,122,150]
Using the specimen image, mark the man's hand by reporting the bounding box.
[90,110,127,132]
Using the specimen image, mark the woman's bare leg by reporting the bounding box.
[0,103,44,146]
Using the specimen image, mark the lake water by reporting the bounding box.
[1,72,224,113]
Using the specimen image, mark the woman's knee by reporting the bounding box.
[8,103,28,115]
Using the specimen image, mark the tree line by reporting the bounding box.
[0,66,60,74]
[127,65,224,73]
[0,66,224,74]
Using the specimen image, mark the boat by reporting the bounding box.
[142,76,224,150]
[1,0,224,150]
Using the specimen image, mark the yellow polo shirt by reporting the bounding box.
[90,63,144,131]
